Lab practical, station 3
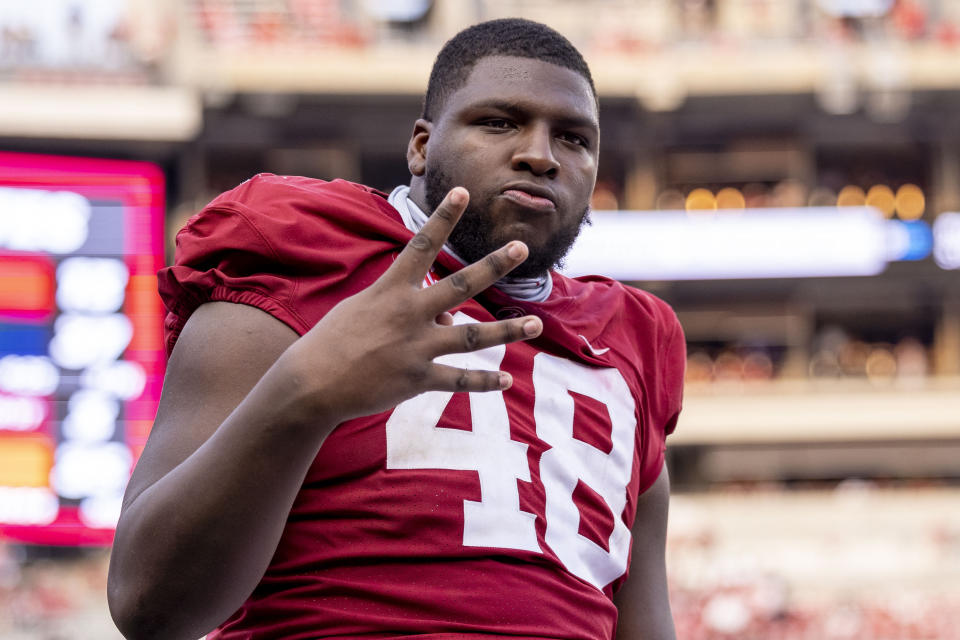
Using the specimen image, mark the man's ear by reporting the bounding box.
[407,118,432,177]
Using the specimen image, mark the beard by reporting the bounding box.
[424,167,590,279]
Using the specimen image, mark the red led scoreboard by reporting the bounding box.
[0,152,165,546]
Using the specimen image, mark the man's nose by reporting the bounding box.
[511,124,560,177]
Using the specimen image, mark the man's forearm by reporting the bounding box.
[613,467,676,640]
[109,353,337,640]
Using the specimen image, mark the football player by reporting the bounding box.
[108,18,684,640]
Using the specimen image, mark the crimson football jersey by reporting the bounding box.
[158,175,686,640]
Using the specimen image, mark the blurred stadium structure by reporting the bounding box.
[1,0,960,638]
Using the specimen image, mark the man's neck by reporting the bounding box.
[406,178,429,215]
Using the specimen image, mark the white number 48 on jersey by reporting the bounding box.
[386,312,637,591]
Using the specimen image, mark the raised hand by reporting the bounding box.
[280,186,543,425]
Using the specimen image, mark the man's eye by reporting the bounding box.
[480,119,513,129]
[559,132,588,147]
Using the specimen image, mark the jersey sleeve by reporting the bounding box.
[658,310,686,437]
[157,202,311,357]
[636,300,686,494]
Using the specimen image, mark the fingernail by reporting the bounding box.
[499,372,513,389]
[523,318,541,336]
[507,242,524,259]
[450,187,466,205]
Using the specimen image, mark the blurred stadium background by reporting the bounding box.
[1,0,959,638]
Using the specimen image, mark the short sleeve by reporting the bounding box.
[157,204,310,357]
[635,300,686,495]
[658,312,686,437]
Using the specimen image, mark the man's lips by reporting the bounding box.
[500,187,556,212]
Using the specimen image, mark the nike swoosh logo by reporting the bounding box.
[578,334,610,356]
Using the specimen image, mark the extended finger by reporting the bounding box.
[427,363,513,393]
[429,316,542,357]
[423,241,529,316]
[390,187,468,286]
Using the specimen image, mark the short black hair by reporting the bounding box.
[422,18,597,120]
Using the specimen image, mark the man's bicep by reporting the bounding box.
[614,465,676,640]
[122,301,299,509]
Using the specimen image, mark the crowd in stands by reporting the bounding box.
[125,0,960,55]
[685,332,930,386]
[3,1,960,84]
[0,1,171,84]
[671,581,960,639]
[666,483,960,639]
[0,542,117,639]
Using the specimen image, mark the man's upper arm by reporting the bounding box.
[122,301,299,509]
[614,465,676,640]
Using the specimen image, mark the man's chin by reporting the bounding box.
[507,264,552,280]
[507,247,559,279]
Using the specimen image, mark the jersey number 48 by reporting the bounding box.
[386,313,636,591]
